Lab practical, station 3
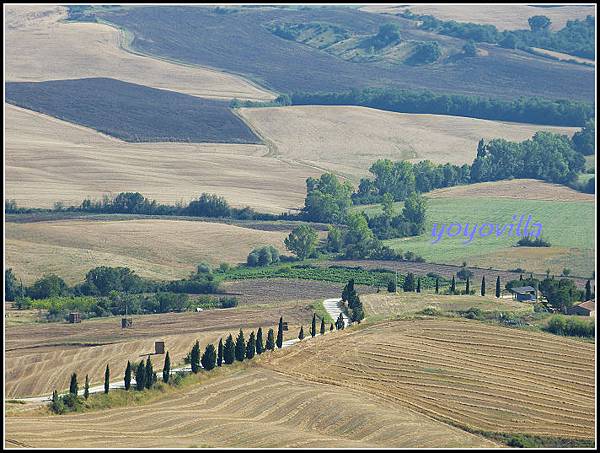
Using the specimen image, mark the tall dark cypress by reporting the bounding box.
[201,344,217,371]
[224,334,235,364]
[135,361,146,390]
[124,361,132,390]
[265,328,275,351]
[585,280,592,300]
[496,276,501,298]
[465,276,470,294]
[298,326,305,340]
[276,317,284,349]
[320,318,326,335]
[84,375,90,399]
[246,331,256,359]
[435,277,439,294]
[144,356,154,389]
[330,323,334,331]
[451,276,456,294]
[256,327,264,354]
[311,313,317,337]
[217,338,224,366]
[235,329,246,362]
[104,364,110,394]
[69,372,78,396]
[416,278,421,293]
[481,276,486,296]
[190,340,201,373]
[163,351,171,383]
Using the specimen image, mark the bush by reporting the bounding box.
[219,297,238,309]
[247,246,280,267]
[545,315,594,338]
[516,236,551,247]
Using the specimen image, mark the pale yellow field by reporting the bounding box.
[361,4,595,32]
[5,5,274,101]
[5,218,291,284]
[263,318,596,440]
[531,47,595,66]
[4,366,494,448]
[428,179,595,202]
[239,106,577,179]
[5,105,319,213]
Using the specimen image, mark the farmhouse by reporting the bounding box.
[568,300,595,317]
[509,286,537,301]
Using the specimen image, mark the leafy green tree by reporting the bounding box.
[235,329,246,362]
[247,246,280,267]
[124,361,132,390]
[135,361,146,390]
[298,326,305,340]
[144,356,154,389]
[496,276,501,298]
[224,334,235,364]
[163,352,171,383]
[84,375,90,400]
[69,373,78,396]
[276,317,284,349]
[186,193,231,218]
[310,313,317,337]
[104,364,110,394]
[320,318,326,335]
[463,40,477,56]
[5,268,23,301]
[190,340,201,373]
[284,225,319,260]
[246,332,256,359]
[266,328,276,351]
[201,344,217,371]
[540,278,581,313]
[528,15,551,32]
[303,173,353,223]
[402,193,427,233]
[403,273,416,292]
[27,274,69,299]
[326,225,344,253]
[481,276,486,296]
[387,278,397,293]
[256,328,264,354]
[217,339,223,366]
[572,119,595,155]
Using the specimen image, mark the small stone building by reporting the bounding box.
[569,300,595,317]
[509,286,537,302]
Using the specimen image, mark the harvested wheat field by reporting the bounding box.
[262,318,595,441]
[5,105,319,212]
[5,304,312,398]
[4,365,494,448]
[428,179,595,202]
[5,218,291,284]
[361,4,595,32]
[5,5,274,101]
[239,106,577,179]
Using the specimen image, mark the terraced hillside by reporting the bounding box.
[5,304,312,398]
[4,366,494,448]
[5,218,291,284]
[92,5,595,101]
[5,5,274,101]
[6,78,261,143]
[262,318,596,442]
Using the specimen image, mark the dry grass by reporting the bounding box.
[530,48,595,66]
[239,106,577,180]
[262,318,596,440]
[5,218,291,284]
[361,4,595,32]
[4,365,494,448]
[5,303,313,398]
[5,5,274,101]
[5,105,319,212]
[428,179,595,203]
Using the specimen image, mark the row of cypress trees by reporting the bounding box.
[400,273,503,297]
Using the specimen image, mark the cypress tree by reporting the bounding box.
[235,329,246,362]
[435,277,439,294]
[217,338,224,366]
[144,356,154,389]
[416,278,421,293]
[224,334,235,364]
[298,326,304,340]
[190,340,201,373]
[311,313,317,337]
[265,328,275,351]
[84,375,90,400]
[276,317,284,349]
[330,323,334,331]
[201,344,217,371]
[585,280,592,300]
[465,276,470,295]
[320,318,326,335]
[256,327,264,354]
[519,274,523,280]
[104,364,110,394]
[496,276,501,298]
[246,331,256,359]
[403,273,416,292]
[481,276,486,296]
[135,361,146,390]
[69,372,78,396]
[52,390,59,404]
[450,275,456,294]
[124,361,132,390]
[163,351,171,383]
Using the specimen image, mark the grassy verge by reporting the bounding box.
[311,299,334,323]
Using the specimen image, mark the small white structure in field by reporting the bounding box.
[196,307,203,312]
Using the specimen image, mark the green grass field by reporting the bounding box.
[361,197,594,277]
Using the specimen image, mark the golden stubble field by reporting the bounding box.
[5,105,319,213]
[5,303,313,399]
[5,217,291,284]
[5,5,274,101]
[239,106,577,179]
[360,4,595,31]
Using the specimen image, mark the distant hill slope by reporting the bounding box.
[5,78,261,144]
[92,6,595,102]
